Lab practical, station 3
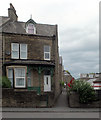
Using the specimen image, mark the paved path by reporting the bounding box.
[54,87,68,108]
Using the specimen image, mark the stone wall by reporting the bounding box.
[2,88,55,107]
[68,91,101,108]
[3,33,54,61]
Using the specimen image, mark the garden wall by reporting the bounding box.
[2,88,55,107]
[68,91,101,108]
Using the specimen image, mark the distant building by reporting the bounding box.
[80,73,101,90]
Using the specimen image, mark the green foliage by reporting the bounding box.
[0,76,11,88]
[69,80,96,104]
[60,81,65,87]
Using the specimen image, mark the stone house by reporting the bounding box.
[0,3,61,107]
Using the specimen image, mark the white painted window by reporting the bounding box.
[8,68,13,87]
[26,23,36,34]
[15,68,26,88]
[44,45,50,60]
[11,43,27,59]
[20,44,27,59]
[11,43,19,59]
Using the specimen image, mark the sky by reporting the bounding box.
[0,0,100,78]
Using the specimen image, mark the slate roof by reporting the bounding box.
[0,16,56,36]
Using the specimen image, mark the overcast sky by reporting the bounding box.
[0,0,100,78]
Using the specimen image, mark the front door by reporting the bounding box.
[44,75,51,92]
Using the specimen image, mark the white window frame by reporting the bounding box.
[11,43,19,59]
[44,45,51,60]
[20,44,27,59]
[26,23,36,34]
[15,68,26,88]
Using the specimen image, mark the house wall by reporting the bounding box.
[3,33,54,61]
[0,34,2,76]
[59,64,63,82]
[2,26,61,103]
[30,69,55,93]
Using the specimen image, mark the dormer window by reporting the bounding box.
[28,23,34,34]
[26,19,36,34]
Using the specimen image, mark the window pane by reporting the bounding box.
[44,46,50,52]
[16,78,24,86]
[45,53,49,59]
[28,29,34,34]
[28,23,34,29]
[28,24,34,34]
[15,68,25,77]
[9,78,13,87]
[8,69,13,78]
[20,52,27,59]
[20,44,27,59]
[12,51,19,58]
[20,44,27,51]
[8,69,13,87]
[15,68,26,87]
[12,43,19,51]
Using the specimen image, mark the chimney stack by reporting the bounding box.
[8,3,18,21]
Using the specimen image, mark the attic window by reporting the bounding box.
[26,23,36,34]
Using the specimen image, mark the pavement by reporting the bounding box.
[1,88,100,113]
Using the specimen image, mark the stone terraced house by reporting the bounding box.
[0,3,62,107]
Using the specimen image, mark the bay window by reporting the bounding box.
[7,67,26,88]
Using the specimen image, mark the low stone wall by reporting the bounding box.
[68,91,101,108]
[2,88,55,107]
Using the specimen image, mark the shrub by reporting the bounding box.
[69,80,96,104]
[0,76,11,88]
[60,81,65,87]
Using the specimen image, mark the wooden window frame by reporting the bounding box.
[6,66,27,88]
